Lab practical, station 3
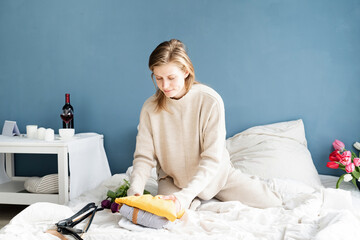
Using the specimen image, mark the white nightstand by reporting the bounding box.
[0,133,111,205]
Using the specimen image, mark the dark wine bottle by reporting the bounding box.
[61,93,74,128]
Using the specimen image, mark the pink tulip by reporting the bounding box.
[340,151,352,165]
[326,162,339,169]
[353,158,360,167]
[345,163,355,173]
[333,139,345,151]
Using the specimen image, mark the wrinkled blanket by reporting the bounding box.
[1,174,360,240]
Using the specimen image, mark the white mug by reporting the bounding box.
[36,127,46,140]
[44,128,55,141]
[26,125,38,139]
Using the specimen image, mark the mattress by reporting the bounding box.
[1,173,360,240]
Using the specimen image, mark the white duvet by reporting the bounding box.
[1,173,360,240]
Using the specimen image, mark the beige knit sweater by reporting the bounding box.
[128,84,232,209]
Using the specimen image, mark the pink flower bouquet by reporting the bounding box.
[326,139,360,190]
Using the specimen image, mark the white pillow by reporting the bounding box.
[24,174,70,194]
[226,119,322,188]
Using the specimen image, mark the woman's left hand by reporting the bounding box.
[159,195,182,214]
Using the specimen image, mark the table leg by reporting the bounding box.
[0,153,11,184]
[5,153,14,179]
[58,148,69,204]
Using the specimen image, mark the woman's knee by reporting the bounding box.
[216,169,283,208]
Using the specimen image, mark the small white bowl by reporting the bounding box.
[59,128,75,139]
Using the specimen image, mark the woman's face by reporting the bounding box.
[153,62,189,99]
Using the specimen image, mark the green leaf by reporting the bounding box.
[105,179,151,201]
[113,179,132,198]
[123,179,130,186]
[107,190,116,199]
[114,180,130,198]
[336,174,346,189]
[115,189,124,198]
[338,165,346,171]
[352,170,360,179]
[351,151,357,159]
[351,178,358,190]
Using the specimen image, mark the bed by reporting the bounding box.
[1,119,360,240]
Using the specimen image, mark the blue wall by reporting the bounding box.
[1,0,360,177]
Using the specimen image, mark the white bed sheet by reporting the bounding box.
[1,174,360,240]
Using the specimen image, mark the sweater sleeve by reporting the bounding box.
[128,104,157,196]
[173,100,226,209]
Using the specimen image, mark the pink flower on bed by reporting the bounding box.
[345,163,355,173]
[353,158,360,167]
[111,202,120,213]
[333,139,345,151]
[101,199,111,209]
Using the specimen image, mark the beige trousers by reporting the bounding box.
[158,167,282,209]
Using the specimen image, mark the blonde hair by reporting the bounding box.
[149,39,198,112]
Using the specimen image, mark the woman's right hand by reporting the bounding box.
[159,195,182,214]
[127,187,141,197]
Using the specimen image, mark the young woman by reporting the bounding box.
[127,39,282,212]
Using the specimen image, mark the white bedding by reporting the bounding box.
[1,173,360,240]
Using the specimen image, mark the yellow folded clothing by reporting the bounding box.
[115,195,185,222]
